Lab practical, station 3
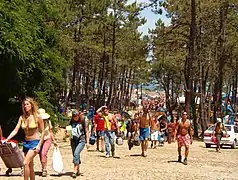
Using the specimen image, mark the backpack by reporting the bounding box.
[71,119,86,141]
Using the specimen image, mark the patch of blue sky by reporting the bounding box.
[127,0,171,35]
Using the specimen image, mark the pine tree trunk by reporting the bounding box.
[185,0,196,116]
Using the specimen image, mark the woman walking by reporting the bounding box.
[67,110,89,178]
[5,97,45,180]
[213,118,228,152]
[38,108,57,177]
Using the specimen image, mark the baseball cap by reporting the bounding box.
[72,109,79,116]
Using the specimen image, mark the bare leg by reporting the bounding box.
[141,141,145,156]
[144,139,148,154]
[96,137,100,150]
[178,147,182,162]
[178,147,182,156]
[74,164,79,173]
[154,140,157,148]
[29,160,35,180]
[184,146,189,165]
[24,150,38,180]
[185,146,189,158]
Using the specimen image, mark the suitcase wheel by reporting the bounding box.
[6,168,12,176]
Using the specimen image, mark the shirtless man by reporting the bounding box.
[174,111,192,165]
[138,106,150,157]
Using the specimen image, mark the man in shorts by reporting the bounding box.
[150,115,160,148]
[94,111,105,152]
[174,111,193,165]
[139,106,150,157]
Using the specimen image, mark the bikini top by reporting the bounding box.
[20,115,38,129]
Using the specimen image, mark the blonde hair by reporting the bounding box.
[21,97,39,129]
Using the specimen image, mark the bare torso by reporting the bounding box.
[139,113,150,128]
[177,119,190,136]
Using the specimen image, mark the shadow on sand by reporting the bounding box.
[97,155,120,159]
[87,149,97,152]
[168,160,186,165]
[0,174,22,177]
[50,171,84,177]
[129,154,142,157]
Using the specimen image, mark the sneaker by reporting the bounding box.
[178,155,182,162]
[105,154,110,158]
[183,158,188,165]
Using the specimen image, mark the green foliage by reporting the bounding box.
[0,0,72,134]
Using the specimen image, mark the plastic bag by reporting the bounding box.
[116,137,123,145]
[52,147,64,173]
[133,135,140,146]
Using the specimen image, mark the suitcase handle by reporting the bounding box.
[0,143,13,155]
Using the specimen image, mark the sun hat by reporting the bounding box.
[38,108,50,120]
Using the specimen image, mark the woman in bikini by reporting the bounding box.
[5,97,45,180]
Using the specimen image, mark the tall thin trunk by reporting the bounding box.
[97,29,106,108]
[214,0,229,122]
[234,59,238,114]
[185,0,196,117]
[107,0,117,107]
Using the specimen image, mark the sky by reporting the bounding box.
[127,0,171,35]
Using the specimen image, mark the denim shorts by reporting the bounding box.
[23,140,40,153]
[96,130,105,138]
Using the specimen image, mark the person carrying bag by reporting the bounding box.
[66,110,89,178]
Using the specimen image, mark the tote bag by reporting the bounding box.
[52,147,64,173]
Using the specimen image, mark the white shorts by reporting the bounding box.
[151,131,158,141]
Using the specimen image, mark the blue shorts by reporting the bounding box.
[96,130,105,138]
[139,128,150,141]
[23,140,40,153]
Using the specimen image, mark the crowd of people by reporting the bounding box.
[2,97,226,179]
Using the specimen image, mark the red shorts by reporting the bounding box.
[177,134,190,147]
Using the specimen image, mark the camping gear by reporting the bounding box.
[0,141,24,176]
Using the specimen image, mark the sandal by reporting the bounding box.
[42,169,47,177]
[72,172,77,178]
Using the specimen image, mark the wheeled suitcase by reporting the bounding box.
[0,142,24,176]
